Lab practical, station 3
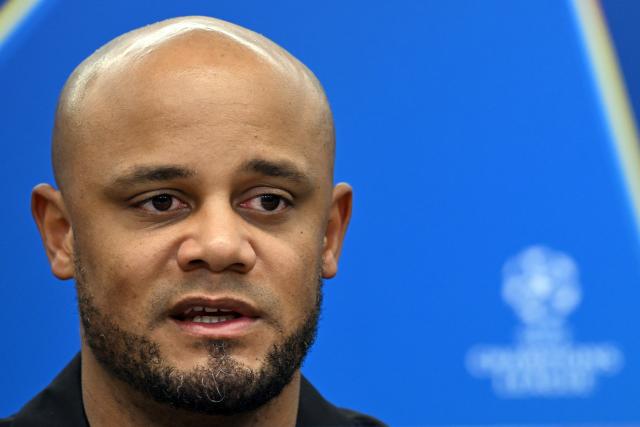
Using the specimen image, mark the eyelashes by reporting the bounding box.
[137,194,189,213]
[133,192,293,216]
[238,194,291,213]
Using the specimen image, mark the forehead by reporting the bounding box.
[68,32,331,187]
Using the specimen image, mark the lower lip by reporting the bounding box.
[171,316,257,338]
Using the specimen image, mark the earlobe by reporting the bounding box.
[321,183,353,279]
[31,184,75,280]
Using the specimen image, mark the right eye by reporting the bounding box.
[136,194,189,213]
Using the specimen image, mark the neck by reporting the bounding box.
[80,345,301,427]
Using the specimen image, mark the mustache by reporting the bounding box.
[147,277,282,326]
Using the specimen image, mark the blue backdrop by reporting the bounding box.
[2,1,640,425]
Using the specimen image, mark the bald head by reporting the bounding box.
[52,16,334,191]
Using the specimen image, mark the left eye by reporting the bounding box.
[240,194,290,212]
[138,194,188,213]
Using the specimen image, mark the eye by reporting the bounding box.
[136,194,188,213]
[240,193,291,213]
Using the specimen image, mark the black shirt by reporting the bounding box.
[1,354,386,427]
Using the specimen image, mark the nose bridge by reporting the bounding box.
[177,196,256,273]
[199,197,240,244]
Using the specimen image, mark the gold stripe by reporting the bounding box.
[572,0,640,228]
[0,0,41,45]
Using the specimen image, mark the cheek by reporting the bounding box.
[74,225,177,324]
[257,229,323,319]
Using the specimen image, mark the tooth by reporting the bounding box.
[205,307,219,313]
[191,315,236,324]
[184,307,193,314]
[194,306,204,312]
[219,308,232,312]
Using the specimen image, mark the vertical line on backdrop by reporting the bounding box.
[0,0,41,50]
[572,0,640,238]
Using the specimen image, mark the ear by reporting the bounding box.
[321,183,353,279]
[31,184,75,280]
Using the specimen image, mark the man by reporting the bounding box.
[3,16,385,427]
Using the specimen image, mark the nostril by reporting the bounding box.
[176,236,256,273]
[229,262,247,272]
[185,259,246,272]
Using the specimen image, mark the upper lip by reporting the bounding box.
[168,296,261,319]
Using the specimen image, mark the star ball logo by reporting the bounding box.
[466,246,623,398]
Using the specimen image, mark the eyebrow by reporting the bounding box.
[106,159,311,189]
[242,158,311,185]
[110,165,196,187]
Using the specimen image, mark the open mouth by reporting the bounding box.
[172,306,243,324]
[168,297,260,336]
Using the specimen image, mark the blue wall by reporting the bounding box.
[2,1,640,425]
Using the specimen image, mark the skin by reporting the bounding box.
[31,16,352,427]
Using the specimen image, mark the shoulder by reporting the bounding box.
[297,376,387,427]
[4,354,88,427]
[333,408,387,427]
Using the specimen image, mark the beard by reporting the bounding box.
[75,263,322,416]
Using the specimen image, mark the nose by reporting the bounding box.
[176,201,257,274]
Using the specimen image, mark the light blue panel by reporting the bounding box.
[2,1,639,425]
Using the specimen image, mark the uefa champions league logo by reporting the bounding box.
[502,246,580,330]
[466,246,623,398]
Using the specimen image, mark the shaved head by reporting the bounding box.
[52,16,334,192]
[32,15,354,425]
